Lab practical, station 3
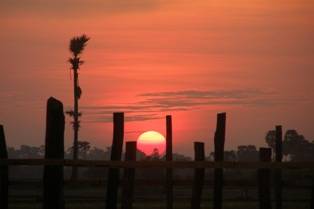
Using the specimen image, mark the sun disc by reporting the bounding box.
[137,131,166,155]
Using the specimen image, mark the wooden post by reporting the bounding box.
[0,125,8,209]
[275,125,282,209]
[191,142,205,209]
[214,112,226,209]
[106,112,124,209]
[258,148,272,209]
[43,97,65,209]
[121,141,137,209]
[166,115,173,209]
[311,179,314,209]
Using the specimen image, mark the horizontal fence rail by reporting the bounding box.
[7,179,314,189]
[1,159,314,169]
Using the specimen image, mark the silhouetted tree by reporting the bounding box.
[224,150,237,161]
[172,153,192,161]
[265,129,314,161]
[67,140,91,159]
[66,34,89,180]
[265,130,276,150]
[208,150,237,161]
[237,145,258,161]
[87,146,111,160]
[8,145,44,159]
[150,148,161,160]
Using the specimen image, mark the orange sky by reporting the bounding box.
[0,0,314,155]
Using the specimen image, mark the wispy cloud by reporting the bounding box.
[80,88,300,123]
[138,89,275,108]
[89,113,162,123]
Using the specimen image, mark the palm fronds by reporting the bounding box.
[69,34,90,57]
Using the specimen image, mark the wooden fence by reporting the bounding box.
[1,97,314,209]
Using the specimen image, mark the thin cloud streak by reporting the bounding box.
[81,89,305,123]
[87,113,162,123]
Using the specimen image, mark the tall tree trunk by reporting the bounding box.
[71,67,79,181]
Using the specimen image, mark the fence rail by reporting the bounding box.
[1,159,314,169]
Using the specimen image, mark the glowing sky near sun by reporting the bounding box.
[0,0,313,155]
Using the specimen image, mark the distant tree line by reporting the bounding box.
[7,129,313,179]
[7,129,314,162]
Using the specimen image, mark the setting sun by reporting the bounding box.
[137,131,166,155]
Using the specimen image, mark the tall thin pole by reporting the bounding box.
[68,35,89,181]
[71,66,79,180]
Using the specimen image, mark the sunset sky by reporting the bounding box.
[1,0,313,155]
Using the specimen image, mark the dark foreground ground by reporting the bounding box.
[9,181,312,209]
[8,168,314,209]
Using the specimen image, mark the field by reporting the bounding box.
[8,168,314,209]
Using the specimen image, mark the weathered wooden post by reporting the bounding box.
[258,148,272,209]
[0,125,8,209]
[121,141,137,209]
[43,97,65,209]
[191,142,205,209]
[214,112,226,209]
[106,112,124,209]
[166,115,173,209]
[311,179,314,209]
[275,125,282,209]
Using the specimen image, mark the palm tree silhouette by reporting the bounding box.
[67,34,89,180]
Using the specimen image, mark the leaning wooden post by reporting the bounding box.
[191,142,205,209]
[0,125,8,209]
[121,141,137,209]
[166,115,173,209]
[213,112,226,209]
[275,125,283,209]
[106,112,124,209]
[258,148,272,209]
[43,97,65,209]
